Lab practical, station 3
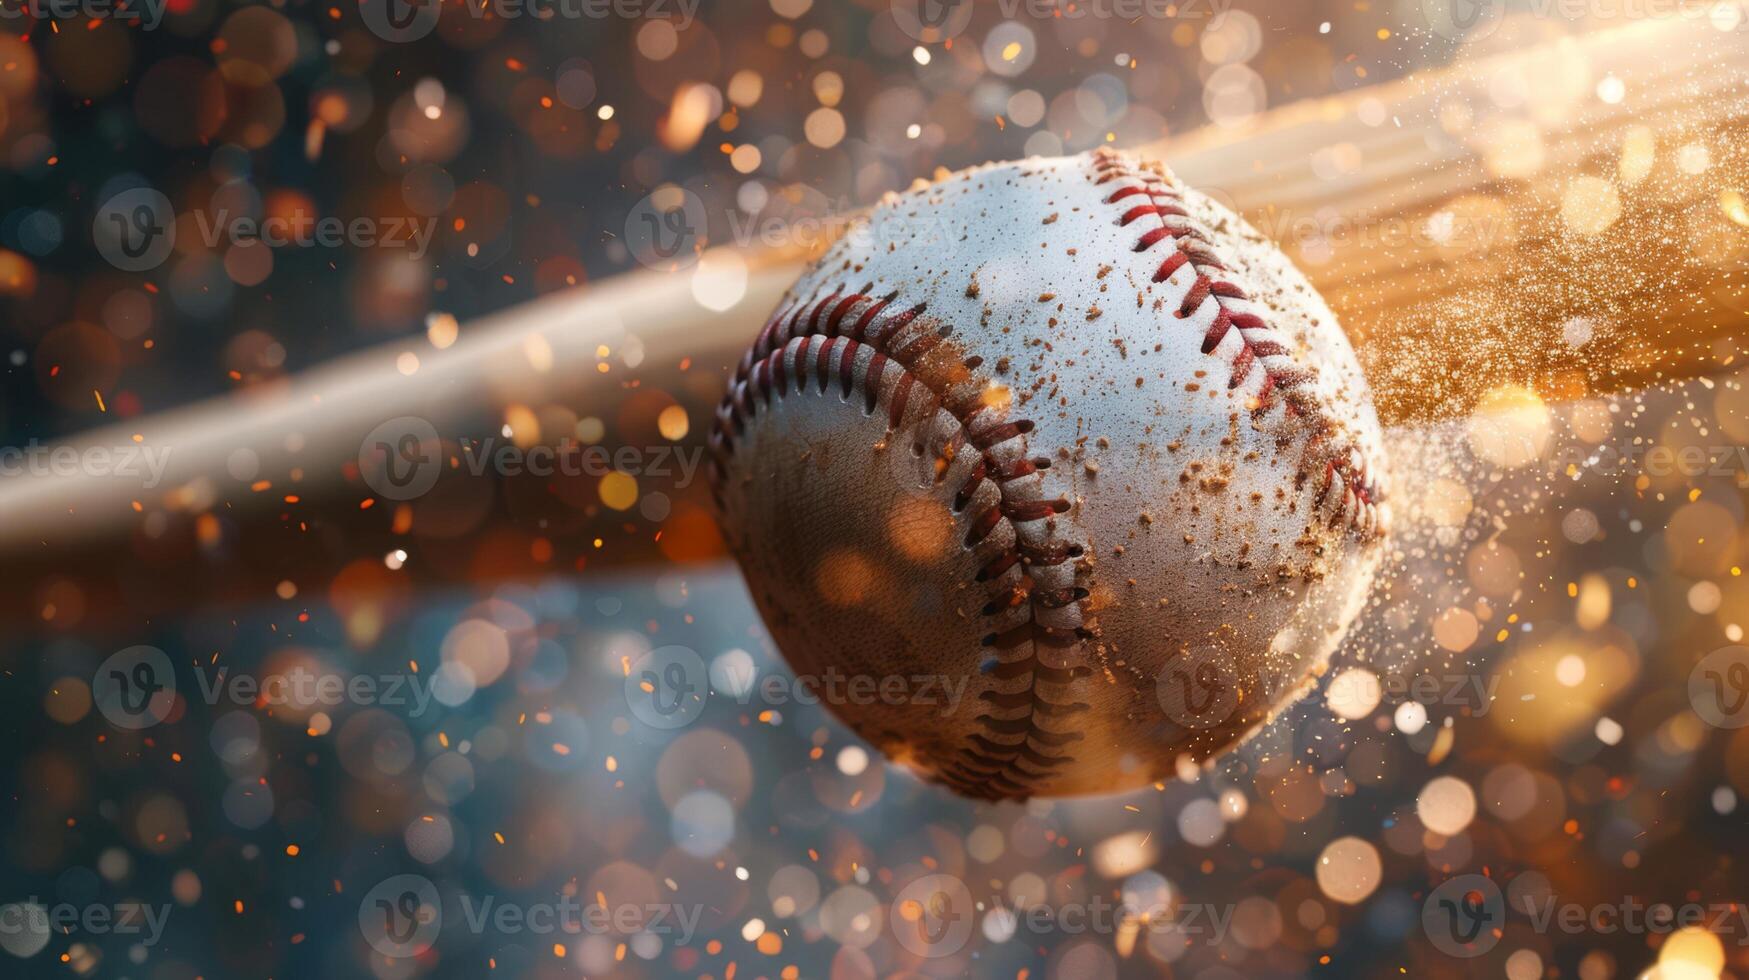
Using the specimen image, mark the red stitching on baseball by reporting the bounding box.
[712,294,1094,799]
[1091,148,1386,538]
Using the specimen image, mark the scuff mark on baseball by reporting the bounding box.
[709,149,1390,800]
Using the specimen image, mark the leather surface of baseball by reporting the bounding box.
[712,148,1388,800]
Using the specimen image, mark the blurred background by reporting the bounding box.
[4,0,1749,977]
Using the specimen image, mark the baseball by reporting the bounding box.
[711,148,1389,800]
